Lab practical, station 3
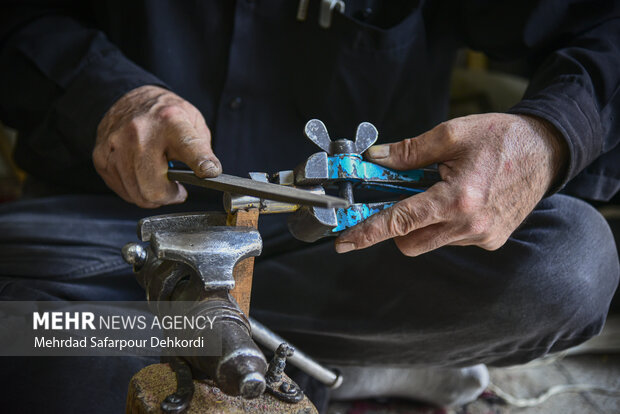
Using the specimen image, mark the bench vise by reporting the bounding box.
[122,210,340,413]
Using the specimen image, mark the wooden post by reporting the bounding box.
[227,208,260,315]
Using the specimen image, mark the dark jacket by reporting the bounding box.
[0,0,619,200]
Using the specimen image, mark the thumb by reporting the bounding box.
[365,123,458,170]
[166,120,222,178]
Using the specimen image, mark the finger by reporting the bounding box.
[134,150,188,206]
[447,233,486,247]
[393,222,458,257]
[448,233,509,251]
[365,122,462,170]
[114,164,144,206]
[165,119,222,178]
[168,182,189,205]
[335,184,447,253]
[191,110,213,140]
[101,160,134,205]
[92,135,147,206]
[115,150,168,208]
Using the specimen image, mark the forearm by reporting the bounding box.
[459,1,620,198]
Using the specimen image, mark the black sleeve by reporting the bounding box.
[0,1,167,186]
[458,0,620,199]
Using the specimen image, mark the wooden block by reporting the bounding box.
[227,209,260,315]
[126,363,317,414]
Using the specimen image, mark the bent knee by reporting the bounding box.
[487,195,619,361]
[512,195,618,314]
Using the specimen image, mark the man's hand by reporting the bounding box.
[93,85,221,208]
[335,113,568,256]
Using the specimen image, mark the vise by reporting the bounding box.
[122,213,270,405]
[122,212,340,413]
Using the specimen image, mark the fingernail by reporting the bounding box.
[335,241,356,254]
[367,145,390,159]
[198,160,219,176]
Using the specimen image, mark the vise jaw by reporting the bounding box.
[136,212,262,292]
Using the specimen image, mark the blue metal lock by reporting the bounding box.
[288,120,440,241]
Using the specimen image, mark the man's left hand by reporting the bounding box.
[335,113,568,256]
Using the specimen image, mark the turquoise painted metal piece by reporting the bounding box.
[326,153,435,231]
[361,183,424,195]
[327,154,429,188]
[333,202,394,232]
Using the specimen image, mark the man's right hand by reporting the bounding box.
[93,85,221,208]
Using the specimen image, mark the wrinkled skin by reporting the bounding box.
[93,85,222,208]
[335,113,568,256]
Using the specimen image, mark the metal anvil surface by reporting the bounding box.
[140,213,262,292]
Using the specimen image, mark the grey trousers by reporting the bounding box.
[0,193,617,412]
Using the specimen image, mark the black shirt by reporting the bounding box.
[0,0,619,200]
